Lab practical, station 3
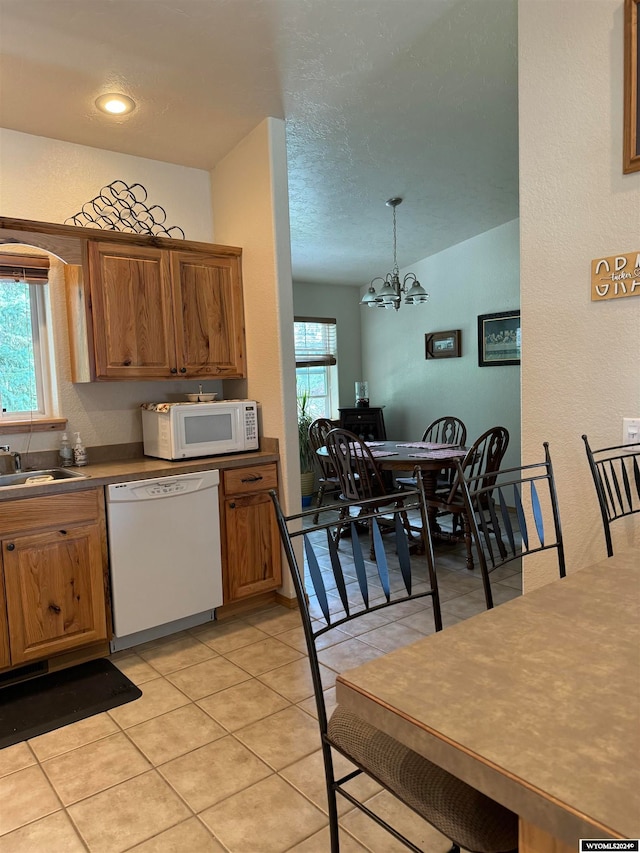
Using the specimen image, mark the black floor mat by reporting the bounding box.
[0,658,142,749]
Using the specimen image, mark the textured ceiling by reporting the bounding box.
[0,0,518,286]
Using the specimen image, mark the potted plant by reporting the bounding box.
[297,391,316,505]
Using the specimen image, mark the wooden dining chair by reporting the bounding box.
[324,428,412,556]
[269,485,518,853]
[582,435,640,556]
[421,415,467,447]
[396,416,467,490]
[428,426,510,570]
[456,442,566,609]
[308,417,341,522]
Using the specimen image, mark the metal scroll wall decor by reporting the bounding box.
[65,180,186,238]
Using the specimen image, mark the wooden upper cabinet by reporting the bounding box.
[172,252,246,378]
[88,242,176,378]
[0,217,246,382]
[86,241,246,380]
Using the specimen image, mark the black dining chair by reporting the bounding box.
[269,485,518,853]
[428,426,510,570]
[308,417,341,522]
[456,441,566,609]
[582,434,640,556]
[324,427,413,557]
[396,416,467,490]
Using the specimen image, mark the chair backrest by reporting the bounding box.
[456,441,566,608]
[443,425,509,503]
[422,415,467,447]
[269,484,442,733]
[324,427,388,502]
[582,435,640,556]
[308,417,337,480]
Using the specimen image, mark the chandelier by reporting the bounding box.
[360,197,429,311]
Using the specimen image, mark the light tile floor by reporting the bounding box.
[0,536,521,853]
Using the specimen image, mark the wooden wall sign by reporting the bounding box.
[591,252,640,300]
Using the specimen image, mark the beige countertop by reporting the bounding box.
[0,443,279,502]
[336,550,640,846]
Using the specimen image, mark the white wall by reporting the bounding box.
[361,219,521,472]
[293,281,363,415]
[519,0,640,585]
[0,129,219,455]
[0,129,212,241]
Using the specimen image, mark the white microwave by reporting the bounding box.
[141,400,259,460]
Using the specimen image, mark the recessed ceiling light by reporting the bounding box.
[95,93,136,116]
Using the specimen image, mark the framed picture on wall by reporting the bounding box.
[477,310,521,366]
[624,0,639,173]
[425,329,461,359]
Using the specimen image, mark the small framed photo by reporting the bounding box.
[623,0,639,173]
[477,311,521,366]
[425,329,461,359]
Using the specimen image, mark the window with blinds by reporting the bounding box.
[294,317,338,419]
[0,253,54,420]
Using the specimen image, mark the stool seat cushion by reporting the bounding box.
[328,706,518,853]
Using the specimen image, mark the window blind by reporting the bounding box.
[294,317,337,367]
[0,254,50,284]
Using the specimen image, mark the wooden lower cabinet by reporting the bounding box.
[220,463,282,603]
[0,489,109,669]
[0,567,9,669]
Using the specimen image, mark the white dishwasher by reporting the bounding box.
[106,469,223,651]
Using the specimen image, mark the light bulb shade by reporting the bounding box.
[405,278,429,304]
[376,282,399,304]
[360,286,378,305]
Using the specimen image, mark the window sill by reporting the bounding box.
[0,417,67,435]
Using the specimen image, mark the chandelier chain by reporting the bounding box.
[392,205,399,275]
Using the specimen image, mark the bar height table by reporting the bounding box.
[336,550,640,851]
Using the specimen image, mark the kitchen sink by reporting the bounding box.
[0,468,89,488]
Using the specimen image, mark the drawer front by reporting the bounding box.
[0,490,101,536]
[223,464,278,496]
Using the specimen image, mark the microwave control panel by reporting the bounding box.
[244,404,258,448]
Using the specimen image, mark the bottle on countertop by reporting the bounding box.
[73,432,87,467]
[59,432,74,467]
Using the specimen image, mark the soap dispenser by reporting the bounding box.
[59,432,73,467]
[73,432,87,467]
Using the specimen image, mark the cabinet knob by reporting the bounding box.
[170,367,178,374]
[229,502,236,509]
[6,543,15,551]
[180,367,187,373]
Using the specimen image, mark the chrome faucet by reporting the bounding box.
[0,446,22,473]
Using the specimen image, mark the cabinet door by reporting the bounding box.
[223,492,282,601]
[88,242,176,378]
[3,523,108,665]
[0,556,10,670]
[171,252,246,378]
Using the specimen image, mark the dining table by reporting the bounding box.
[335,549,640,852]
[317,438,466,536]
